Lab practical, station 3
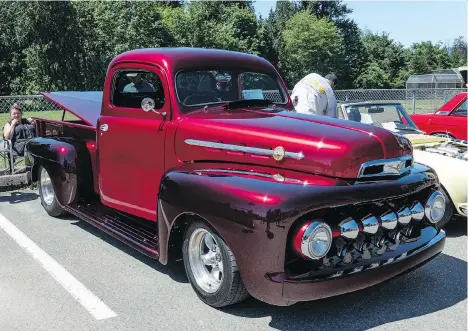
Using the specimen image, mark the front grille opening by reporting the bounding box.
[363,164,384,176]
[285,186,436,280]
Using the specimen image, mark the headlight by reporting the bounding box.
[298,221,332,260]
[424,191,446,224]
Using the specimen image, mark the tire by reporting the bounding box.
[436,186,454,229]
[38,166,66,217]
[182,220,250,308]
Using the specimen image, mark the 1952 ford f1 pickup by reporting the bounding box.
[25,48,447,307]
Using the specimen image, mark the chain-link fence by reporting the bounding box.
[334,88,467,114]
[1,88,466,124]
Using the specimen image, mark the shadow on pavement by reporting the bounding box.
[221,253,467,331]
[0,191,38,204]
[71,219,189,284]
[444,216,467,238]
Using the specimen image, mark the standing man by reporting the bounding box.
[290,73,338,118]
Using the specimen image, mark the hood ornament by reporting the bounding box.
[272,146,285,161]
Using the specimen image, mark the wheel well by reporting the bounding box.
[166,213,218,262]
[31,163,40,182]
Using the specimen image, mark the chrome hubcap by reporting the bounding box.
[40,168,54,205]
[188,229,224,293]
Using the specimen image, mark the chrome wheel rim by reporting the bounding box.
[40,168,54,206]
[188,228,224,293]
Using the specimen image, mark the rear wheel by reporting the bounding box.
[38,166,66,217]
[182,220,250,307]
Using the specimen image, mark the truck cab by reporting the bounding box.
[25,48,447,308]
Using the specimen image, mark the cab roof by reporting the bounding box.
[109,47,277,74]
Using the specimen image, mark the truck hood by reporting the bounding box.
[174,107,413,179]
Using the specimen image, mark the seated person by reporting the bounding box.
[123,73,155,93]
[2,103,36,157]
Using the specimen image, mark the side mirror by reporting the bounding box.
[141,97,167,117]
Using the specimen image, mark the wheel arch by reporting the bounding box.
[25,137,94,207]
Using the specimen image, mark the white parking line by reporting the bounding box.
[0,212,117,320]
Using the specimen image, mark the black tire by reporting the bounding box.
[182,220,250,308]
[436,186,454,229]
[38,165,66,217]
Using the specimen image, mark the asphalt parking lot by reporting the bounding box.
[0,189,466,331]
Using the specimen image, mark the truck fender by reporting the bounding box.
[156,165,350,263]
[25,137,85,207]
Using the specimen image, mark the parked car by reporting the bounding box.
[338,100,467,226]
[25,48,447,308]
[410,92,467,140]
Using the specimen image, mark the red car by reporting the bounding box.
[410,92,467,140]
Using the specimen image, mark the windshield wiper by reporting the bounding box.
[395,123,424,133]
[223,99,274,110]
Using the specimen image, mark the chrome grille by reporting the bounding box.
[358,155,413,178]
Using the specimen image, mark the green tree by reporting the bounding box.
[299,0,366,88]
[408,41,453,74]
[280,10,344,87]
[358,31,408,88]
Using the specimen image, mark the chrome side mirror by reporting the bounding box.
[141,98,167,116]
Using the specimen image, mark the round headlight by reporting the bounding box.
[301,221,332,259]
[425,191,446,224]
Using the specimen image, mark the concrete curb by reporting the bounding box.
[0,172,31,192]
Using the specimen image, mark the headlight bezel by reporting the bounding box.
[300,221,333,260]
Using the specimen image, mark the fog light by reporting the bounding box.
[300,221,332,260]
[425,191,446,224]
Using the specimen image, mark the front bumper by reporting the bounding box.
[279,229,445,303]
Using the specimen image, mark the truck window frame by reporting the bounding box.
[111,69,165,110]
[174,67,288,112]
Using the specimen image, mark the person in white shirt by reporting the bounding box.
[290,73,338,118]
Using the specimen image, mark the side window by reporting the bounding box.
[453,100,467,115]
[112,70,164,109]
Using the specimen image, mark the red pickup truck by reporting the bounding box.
[25,48,447,308]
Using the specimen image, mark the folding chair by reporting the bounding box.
[0,138,23,175]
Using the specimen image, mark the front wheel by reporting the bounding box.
[38,166,66,217]
[182,220,250,307]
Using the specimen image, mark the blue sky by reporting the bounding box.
[253,0,467,48]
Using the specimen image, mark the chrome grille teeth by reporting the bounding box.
[361,215,379,234]
[397,206,412,225]
[410,201,424,221]
[380,210,398,230]
[339,218,359,239]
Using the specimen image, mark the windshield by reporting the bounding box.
[342,103,422,134]
[175,69,287,110]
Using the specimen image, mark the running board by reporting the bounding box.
[64,202,159,259]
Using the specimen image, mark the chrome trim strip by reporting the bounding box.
[192,169,304,184]
[184,139,305,160]
[357,154,413,178]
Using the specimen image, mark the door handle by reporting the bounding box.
[100,124,108,132]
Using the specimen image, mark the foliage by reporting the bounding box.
[280,10,343,87]
[0,0,464,95]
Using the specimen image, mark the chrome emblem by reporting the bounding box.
[272,174,285,182]
[383,160,404,174]
[272,146,285,161]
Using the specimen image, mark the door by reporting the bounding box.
[97,63,170,221]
